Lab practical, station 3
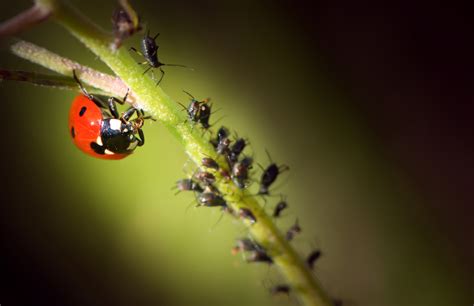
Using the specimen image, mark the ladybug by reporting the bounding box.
[69,71,146,160]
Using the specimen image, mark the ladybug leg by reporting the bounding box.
[137,128,145,146]
[122,106,137,121]
[122,88,130,104]
[107,97,120,119]
[73,70,106,107]
[72,70,93,99]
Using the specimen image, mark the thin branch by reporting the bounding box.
[10,41,135,104]
[0,69,110,95]
[0,4,52,37]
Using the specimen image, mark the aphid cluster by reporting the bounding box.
[169,85,340,302]
[105,3,342,304]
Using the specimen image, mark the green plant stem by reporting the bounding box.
[12,1,334,305]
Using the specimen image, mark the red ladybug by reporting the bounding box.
[68,71,146,160]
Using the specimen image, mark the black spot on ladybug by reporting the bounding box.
[71,126,75,138]
[90,142,105,155]
[79,106,87,117]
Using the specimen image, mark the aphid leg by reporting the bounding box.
[156,67,165,85]
[210,211,225,231]
[142,65,153,75]
[129,46,144,57]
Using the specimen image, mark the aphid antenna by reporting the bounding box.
[181,158,198,176]
[164,63,194,71]
[209,210,226,231]
[208,114,227,130]
[266,172,292,195]
[185,198,198,214]
[208,105,221,114]
[264,148,274,163]
[256,162,265,171]
[175,100,188,113]
[182,89,196,100]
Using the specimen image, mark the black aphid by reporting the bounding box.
[202,157,219,171]
[273,198,288,218]
[306,250,322,269]
[217,138,231,156]
[228,138,246,165]
[231,238,257,255]
[130,30,188,85]
[247,249,273,264]
[239,208,257,224]
[197,192,227,207]
[175,178,203,194]
[198,102,212,130]
[285,219,302,241]
[178,91,212,129]
[211,126,229,149]
[270,285,290,295]
[232,156,253,188]
[258,151,289,195]
[194,170,216,186]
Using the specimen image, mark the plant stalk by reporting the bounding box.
[5,1,334,305]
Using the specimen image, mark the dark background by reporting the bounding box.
[1,1,472,306]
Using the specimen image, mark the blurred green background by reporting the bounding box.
[1,1,472,306]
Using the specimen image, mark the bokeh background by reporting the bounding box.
[1,1,472,306]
